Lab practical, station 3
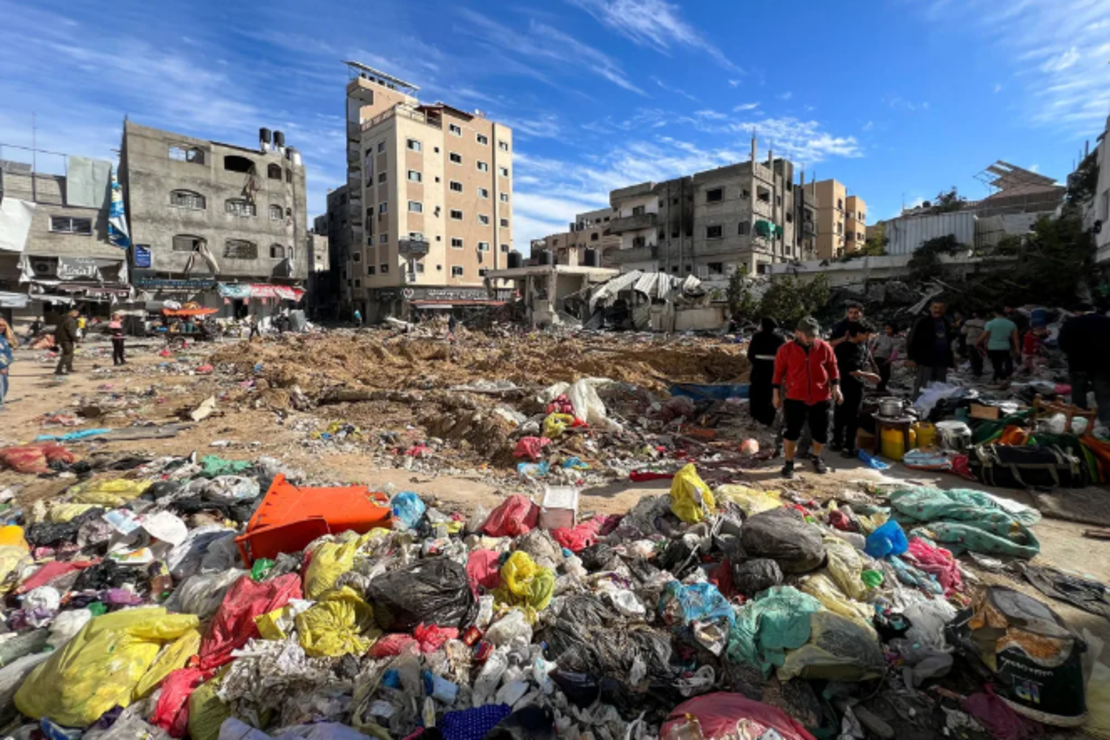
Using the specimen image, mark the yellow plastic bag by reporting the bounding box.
[823,537,872,602]
[0,526,27,551]
[714,485,781,516]
[46,503,102,523]
[69,479,152,507]
[132,627,202,700]
[542,413,575,440]
[670,464,716,524]
[495,551,554,613]
[15,607,200,727]
[797,573,876,636]
[296,587,381,657]
[778,610,885,682]
[188,675,231,740]
[256,605,293,640]
[0,545,32,593]
[304,533,371,599]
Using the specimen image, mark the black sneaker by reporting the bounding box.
[812,456,829,474]
[781,460,796,479]
[840,448,858,459]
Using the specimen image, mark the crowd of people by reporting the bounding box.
[747,299,1110,478]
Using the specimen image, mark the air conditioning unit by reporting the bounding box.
[32,260,55,276]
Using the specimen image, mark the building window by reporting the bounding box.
[708,262,724,275]
[409,231,425,242]
[415,261,425,273]
[223,155,254,173]
[169,190,205,210]
[776,195,782,206]
[500,243,510,253]
[168,145,205,164]
[706,188,723,203]
[449,123,462,136]
[476,133,489,145]
[352,252,361,263]
[499,218,509,228]
[479,268,489,277]
[451,266,464,277]
[837,198,843,210]
[408,170,422,182]
[225,199,256,217]
[380,234,388,244]
[742,188,751,199]
[366,266,375,275]
[407,139,422,152]
[498,166,509,177]
[756,187,770,203]
[837,222,843,234]
[786,212,794,223]
[354,278,362,288]
[499,193,509,203]
[450,209,463,220]
[380,263,389,274]
[172,234,204,252]
[590,232,599,241]
[267,163,282,180]
[269,204,283,220]
[476,161,489,173]
[379,202,388,214]
[224,239,258,259]
[706,225,723,239]
[408,201,423,213]
[478,187,490,199]
[498,140,509,152]
[378,172,387,183]
[270,244,285,259]
[449,152,462,164]
[451,238,464,249]
[632,205,646,216]
[632,236,646,248]
[478,214,490,225]
[377,141,386,153]
[478,241,490,252]
[738,221,750,235]
[450,181,463,193]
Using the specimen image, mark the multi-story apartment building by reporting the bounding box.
[813,179,866,259]
[530,207,620,266]
[119,121,308,317]
[314,185,352,319]
[343,62,514,320]
[606,138,816,277]
[0,153,128,322]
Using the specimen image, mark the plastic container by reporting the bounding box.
[880,427,907,461]
[912,422,937,449]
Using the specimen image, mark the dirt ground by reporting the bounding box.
[4,333,1110,656]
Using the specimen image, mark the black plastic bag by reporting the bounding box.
[659,537,700,579]
[366,557,477,631]
[740,509,826,574]
[578,543,620,571]
[147,480,183,500]
[732,559,783,597]
[25,522,79,548]
[558,594,616,630]
[73,560,145,591]
[550,670,600,708]
[485,705,556,740]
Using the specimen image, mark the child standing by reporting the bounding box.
[108,313,126,366]
[1022,326,1045,374]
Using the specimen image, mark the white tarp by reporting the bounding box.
[0,291,29,308]
[65,156,111,209]
[0,198,35,253]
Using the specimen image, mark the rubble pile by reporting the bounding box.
[0,453,1102,740]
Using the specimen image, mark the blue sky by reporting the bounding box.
[2,0,1108,245]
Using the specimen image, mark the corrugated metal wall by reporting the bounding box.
[886,212,976,255]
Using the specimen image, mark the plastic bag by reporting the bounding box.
[196,573,301,670]
[823,537,872,601]
[15,607,201,727]
[741,508,826,574]
[187,676,230,740]
[47,609,93,649]
[466,549,503,592]
[366,558,477,631]
[166,525,236,580]
[132,627,203,700]
[797,574,875,635]
[170,569,247,619]
[566,377,611,427]
[481,495,539,538]
[484,610,533,648]
[512,437,550,461]
[69,479,151,507]
[550,518,602,553]
[0,444,78,474]
[661,693,816,740]
[865,520,909,559]
[777,610,885,681]
[391,492,426,530]
[201,476,259,503]
[906,537,962,594]
[714,485,782,516]
[304,533,371,599]
[542,413,575,440]
[726,586,823,676]
[732,559,783,597]
[0,652,52,726]
[495,551,555,614]
[151,666,207,736]
[296,587,379,657]
[659,581,736,628]
[670,464,716,524]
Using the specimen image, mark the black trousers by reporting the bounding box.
[876,359,892,393]
[833,384,863,450]
[969,350,984,378]
[112,338,125,365]
[988,349,1012,381]
[249,327,260,340]
[55,342,74,374]
[783,398,830,445]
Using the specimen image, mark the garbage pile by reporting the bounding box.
[0,453,1105,740]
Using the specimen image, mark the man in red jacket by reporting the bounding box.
[772,316,842,478]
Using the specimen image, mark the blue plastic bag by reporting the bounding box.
[865,520,909,559]
[391,491,426,530]
[858,450,890,470]
[658,581,736,627]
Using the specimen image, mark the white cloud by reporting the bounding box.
[728,79,742,88]
[650,75,699,102]
[777,92,793,100]
[565,0,742,73]
[733,102,760,112]
[496,112,563,140]
[883,95,929,112]
[1041,46,1081,72]
[694,109,728,120]
[993,83,1003,93]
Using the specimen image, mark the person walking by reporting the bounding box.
[906,298,955,397]
[746,317,785,427]
[353,308,363,329]
[248,314,261,342]
[871,322,897,393]
[54,309,79,376]
[1058,302,1110,426]
[832,321,879,457]
[977,307,1019,383]
[962,311,987,378]
[0,318,15,410]
[772,316,841,479]
[108,313,126,366]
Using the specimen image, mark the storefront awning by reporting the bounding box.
[410,300,506,308]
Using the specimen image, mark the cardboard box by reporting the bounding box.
[539,486,578,530]
[970,403,1001,421]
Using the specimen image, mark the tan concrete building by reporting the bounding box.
[813,180,865,259]
[343,62,514,320]
[530,207,620,266]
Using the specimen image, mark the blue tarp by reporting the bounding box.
[670,383,750,402]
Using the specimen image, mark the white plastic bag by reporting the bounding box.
[170,568,246,618]
[484,610,533,648]
[203,476,260,502]
[47,609,92,649]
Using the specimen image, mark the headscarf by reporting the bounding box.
[759,317,779,333]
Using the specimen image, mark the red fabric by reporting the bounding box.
[512,437,550,461]
[0,443,79,474]
[196,573,301,670]
[151,667,209,737]
[772,339,840,404]
[629,471,675,482]
[466,549,503,592]
[369,633,419,658]
[906,537,963,594]
[481,494,539,538]
[1022,332,1040,355]
[413,623,458,653]
[707,557,735,599]
[827,510,855,532]
[662,693,816,740]
[963,687,1035,740]
[16,560,96,594]
[550,518,603,553]
[546,394,573,416]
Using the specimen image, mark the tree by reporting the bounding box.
[930,187,967,214]
[726,266,758,320]
[757,274,830,329]
[907,234,964,284]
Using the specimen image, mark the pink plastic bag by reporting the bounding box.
[369,633,419,658]
[467,549,503,592]
[551,518,603,553]
[413,623,458,653]
[906,537,963,595]
[197,573,301,670]
[662,693,816,740]
[481,494,539,538]
[964,687,1036,740]
[512,437,550,461]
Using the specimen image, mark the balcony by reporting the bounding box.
[398,238,430,256]
[609,212,657,233]
[606,244,658,264]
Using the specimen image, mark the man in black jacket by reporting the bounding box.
[54,309,79,376]
[906,298,955,398]
[1059,303,1110,426]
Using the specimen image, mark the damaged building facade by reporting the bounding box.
[529,207,620,267]
[119,121,309,317]
[0,153,129,321]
